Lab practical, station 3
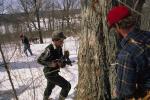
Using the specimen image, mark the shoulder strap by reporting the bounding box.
[46,44,54,51]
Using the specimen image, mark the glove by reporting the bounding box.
[48,61,58,67]
[64,50,69,58]
[57,61,66,68]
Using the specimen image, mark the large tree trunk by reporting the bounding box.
[77,0,111,99]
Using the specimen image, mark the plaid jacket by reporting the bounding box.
[116,30,150,99]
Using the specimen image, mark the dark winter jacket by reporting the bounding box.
[22,36,30,45]
[37,44,63,77]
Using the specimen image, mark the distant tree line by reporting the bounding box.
[0,0,81,43]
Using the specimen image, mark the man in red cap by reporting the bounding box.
[107,5,150,99]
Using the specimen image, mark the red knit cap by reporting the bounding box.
[107,5,130,28]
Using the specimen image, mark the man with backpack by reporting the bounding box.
[37,31,71,100]
[107,5,150,99]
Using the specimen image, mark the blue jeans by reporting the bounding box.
[24,44,33,56]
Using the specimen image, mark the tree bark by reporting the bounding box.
[77,0,145,99]
[77,0,111,100]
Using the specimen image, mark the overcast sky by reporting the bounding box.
[0,0,18,13]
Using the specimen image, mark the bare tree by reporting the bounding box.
[42,0,53,31]
[17,0,44,43]
[56,0,80,31]
[18,0,37,32]
[0,44,18,100]
[33,0,43,43]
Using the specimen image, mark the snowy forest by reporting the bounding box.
[1,0,150,100]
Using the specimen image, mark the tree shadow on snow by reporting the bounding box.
[0,56,77,72]
[0,84,40,100]
[0,60,42,72]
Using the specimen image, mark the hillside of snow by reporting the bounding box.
[0,37,79,100]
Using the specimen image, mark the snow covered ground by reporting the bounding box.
[0,37,79,100]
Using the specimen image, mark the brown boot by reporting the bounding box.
[59,95,66,100]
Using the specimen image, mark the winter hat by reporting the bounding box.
[107,5,131,28]
[52,31,66,40]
